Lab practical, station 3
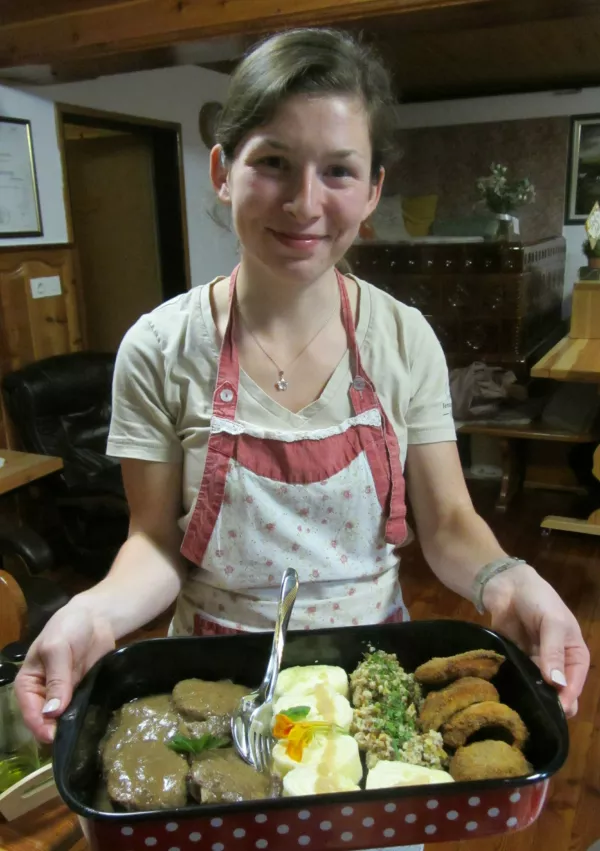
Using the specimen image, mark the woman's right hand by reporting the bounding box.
[15,600,116,743]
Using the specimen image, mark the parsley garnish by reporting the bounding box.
[281,706,311,721]
[167,733,230,755]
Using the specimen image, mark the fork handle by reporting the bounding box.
[261,568,299,703]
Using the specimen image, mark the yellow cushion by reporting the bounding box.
[402,194,439,237]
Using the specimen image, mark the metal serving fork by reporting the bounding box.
[231,567,299,773]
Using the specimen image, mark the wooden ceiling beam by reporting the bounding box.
[0,0,587,69]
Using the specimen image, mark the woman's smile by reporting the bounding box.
[267,228,329,251]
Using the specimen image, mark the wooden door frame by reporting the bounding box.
[55,103,192,293]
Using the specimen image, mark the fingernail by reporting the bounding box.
[42,698,61,715]
[551,669,567,688]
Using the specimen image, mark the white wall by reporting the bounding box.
[0,85,69,246]
[1,66,238,284]
[398,86,600,309]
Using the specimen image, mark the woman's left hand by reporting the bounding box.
[483,564,589,718]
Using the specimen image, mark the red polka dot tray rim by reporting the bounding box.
[54,621,568,850]
[82,781,549,850]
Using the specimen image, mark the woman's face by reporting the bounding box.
[211,93,383,285]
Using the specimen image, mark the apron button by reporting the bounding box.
[220,387,234,402]
[352,376,366,391]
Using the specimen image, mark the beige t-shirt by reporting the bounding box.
[107,274,456,532]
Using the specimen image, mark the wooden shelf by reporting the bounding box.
[530,335,600,383]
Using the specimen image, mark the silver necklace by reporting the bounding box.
[237,297,339,391]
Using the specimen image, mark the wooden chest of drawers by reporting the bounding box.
[347,236,566,377]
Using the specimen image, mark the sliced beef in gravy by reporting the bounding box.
[105,741,188,811]
[101,695,186,764]
[172,679,249,720]
[184,716,232,740]
[189,748,272,804]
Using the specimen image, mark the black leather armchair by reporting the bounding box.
[2,352,129,577]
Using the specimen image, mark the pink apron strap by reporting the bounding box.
[336,269,406,544]
[211,265,242,421]
[180,267,241,563]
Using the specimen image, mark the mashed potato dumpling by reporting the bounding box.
[366,759,454,790]
[273,688,353,731]
[273,733,362,783]
[275,665,349,700]
[283,764,361,797]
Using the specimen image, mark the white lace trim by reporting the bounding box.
[211,408,381,442]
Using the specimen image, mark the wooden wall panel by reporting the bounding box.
[0,244,83,449]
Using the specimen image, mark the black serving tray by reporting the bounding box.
[53,619,568,849]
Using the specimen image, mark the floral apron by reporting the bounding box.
[175,266,410,637]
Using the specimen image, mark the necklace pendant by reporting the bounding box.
[275,371,288,392]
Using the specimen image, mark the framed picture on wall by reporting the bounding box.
[566,114,600,224]
[0,117,43,237]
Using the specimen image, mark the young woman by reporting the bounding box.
[17,26,587,773]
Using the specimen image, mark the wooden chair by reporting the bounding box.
[0,567,27,647]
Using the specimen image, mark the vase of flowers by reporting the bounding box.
[476,163,536,242]
[583,237,600,269]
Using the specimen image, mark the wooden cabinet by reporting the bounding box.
[0,245,83,448]
[347,237,566,377]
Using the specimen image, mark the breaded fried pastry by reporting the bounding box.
[450,740,532,782]
[414,649,505,686]
[419,677,499,732]
[442,701,529,750]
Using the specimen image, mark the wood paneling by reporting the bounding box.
[0,245,83,448]
[1,0,599,71]
[365,12,600,100]
[4,0,600,99]
[0,0,474,66]
[1,0,127,28]
[203,13,600,102]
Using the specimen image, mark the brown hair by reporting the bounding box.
[216,28,399,180]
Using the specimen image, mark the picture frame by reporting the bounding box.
[0,117,43,238]
[566,114,600,224]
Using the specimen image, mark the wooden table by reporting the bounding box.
[531,335,600,383]
[0,450,63,497]
[531,335,600,535]
[0,797,84,851]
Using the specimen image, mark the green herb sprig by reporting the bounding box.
[280,706,311,721]
[167,733,230,755]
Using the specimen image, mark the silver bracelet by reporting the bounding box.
[472,557,527,614]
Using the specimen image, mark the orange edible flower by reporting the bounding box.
[273,712,333,762]
[273,714,295,739]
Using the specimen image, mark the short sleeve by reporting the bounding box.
[405,314,456,445]
[106,316,183,463]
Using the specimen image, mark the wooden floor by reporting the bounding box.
[402,484,600,851]
[3,483,599,851]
